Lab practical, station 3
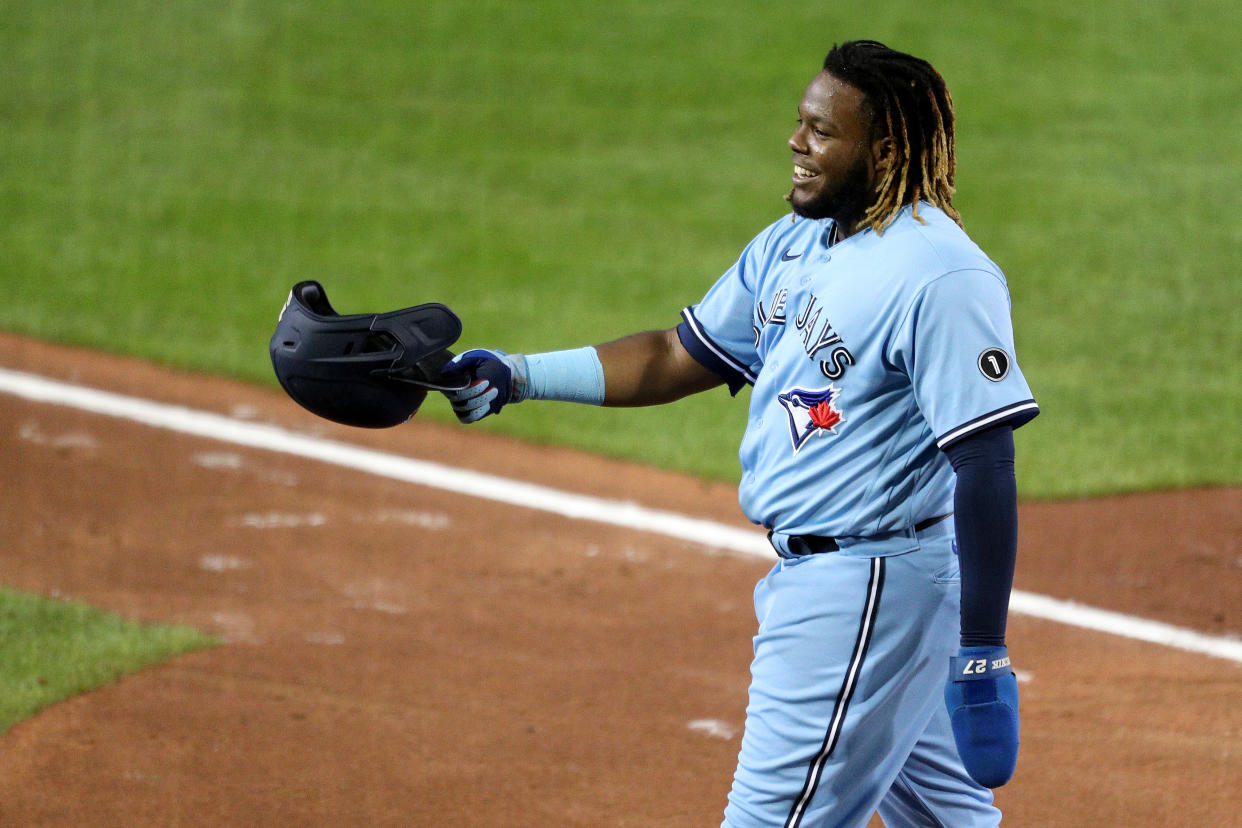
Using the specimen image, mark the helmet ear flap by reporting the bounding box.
[372,302,463,365]
[269,281,463,428]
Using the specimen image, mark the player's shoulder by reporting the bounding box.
[875,204,1005,285]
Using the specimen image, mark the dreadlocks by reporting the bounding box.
[823,40,961,233]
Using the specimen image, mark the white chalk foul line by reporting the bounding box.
[4,366,1241,665]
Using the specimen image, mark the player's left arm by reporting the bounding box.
[893,266,1037,789]
[945,424,1018,650]
[942,424,1021,789]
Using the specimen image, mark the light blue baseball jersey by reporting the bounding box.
[678,203,1038,543]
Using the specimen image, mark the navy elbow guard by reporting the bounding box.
[945,645,1020,788]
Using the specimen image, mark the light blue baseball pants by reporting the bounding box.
[722,526,1001,828]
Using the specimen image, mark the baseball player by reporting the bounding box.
[443,40,1038,828]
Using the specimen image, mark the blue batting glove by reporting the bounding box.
[945,645,1020,788]
[442,349,529,423]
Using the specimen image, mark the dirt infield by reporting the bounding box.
[1,332,1240,826]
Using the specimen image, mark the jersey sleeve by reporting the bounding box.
[890,268,1039,448]
[676,230,769,395]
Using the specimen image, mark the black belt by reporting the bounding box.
[770,513,953,558]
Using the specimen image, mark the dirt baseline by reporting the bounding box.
[1,333,1240,826]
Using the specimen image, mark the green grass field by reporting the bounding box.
[3,0,1239,498]
[0,588,216,732]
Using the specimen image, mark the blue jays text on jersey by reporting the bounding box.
[676,203,1038,545]
[753,287,855,381]
[794,291,855,380]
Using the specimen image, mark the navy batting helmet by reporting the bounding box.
[270,280,465,428]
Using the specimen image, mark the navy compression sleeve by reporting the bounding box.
[943,425,1018,648]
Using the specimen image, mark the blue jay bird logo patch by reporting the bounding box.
[778,385,846,453]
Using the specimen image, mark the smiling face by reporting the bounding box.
[786,72,885,234]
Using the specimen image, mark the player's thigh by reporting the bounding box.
[876,541,999,828]
[723,548,959,828]
[877,698,998,828]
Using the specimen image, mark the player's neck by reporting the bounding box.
[828,221,848,246]
[831,211,869,243]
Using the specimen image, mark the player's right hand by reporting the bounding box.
[442,349,529,423]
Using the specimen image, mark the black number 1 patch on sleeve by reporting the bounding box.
[977,348,1010,381]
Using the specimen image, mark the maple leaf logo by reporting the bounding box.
[808,400,842,431]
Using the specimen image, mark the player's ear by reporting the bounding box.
[871,135,896,171]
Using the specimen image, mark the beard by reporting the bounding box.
[786,157,873,224]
